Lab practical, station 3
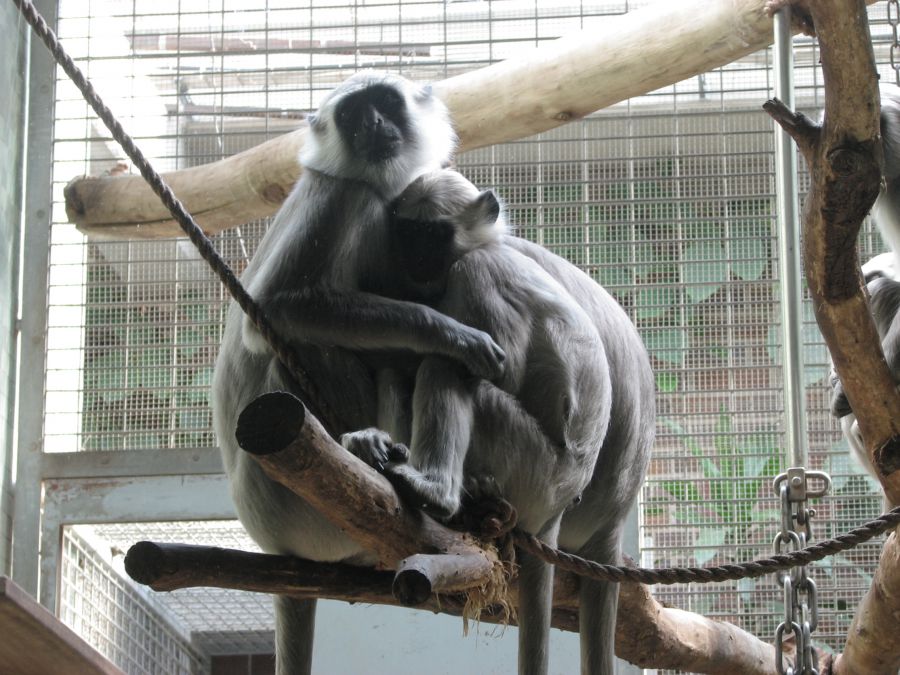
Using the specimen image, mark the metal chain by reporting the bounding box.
[10,0,344,437]
[889,0,900,85]
[772,468,830,675]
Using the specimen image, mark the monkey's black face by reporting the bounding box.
[336,84,412,163]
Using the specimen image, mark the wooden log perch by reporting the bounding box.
[234,391,499,599]
[67,0,874,240]
[764,0,900,504]
[124,541,786,675]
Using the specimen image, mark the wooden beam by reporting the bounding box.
[0,576,123,675]
[67,0,880,240]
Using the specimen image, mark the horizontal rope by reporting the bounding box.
[513,505,900,584]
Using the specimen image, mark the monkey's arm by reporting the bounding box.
[832,276,900,417]
[242,287,505,380]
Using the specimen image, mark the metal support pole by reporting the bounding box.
[12,0,55,598]
[773,7,810,468]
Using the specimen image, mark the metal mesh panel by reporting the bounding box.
[43,0,897,671]
[60,526,207,674]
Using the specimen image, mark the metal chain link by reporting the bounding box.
[773,468,830,675]
[889,0,900,85]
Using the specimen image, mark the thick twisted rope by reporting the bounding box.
[12,0,342,436]
[513,505,900,584]
[16,0,900,587]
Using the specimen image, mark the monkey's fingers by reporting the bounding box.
[339,427,395,469]
[460,330,506,380]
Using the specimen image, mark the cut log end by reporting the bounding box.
[124,541,170,586]
[393,567,433,606]
[236,391,307,456]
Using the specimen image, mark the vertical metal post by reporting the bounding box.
[773,8,809,467]
[12,0,55,598]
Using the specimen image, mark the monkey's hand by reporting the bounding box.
[384,463,460,520]
[340,428,409,471]
[452,326,506,380]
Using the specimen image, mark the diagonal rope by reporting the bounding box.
[11,0,342,437]
[15,0,900,587]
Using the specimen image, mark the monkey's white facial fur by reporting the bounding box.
[393,168,508,252]
[301,71,457,199]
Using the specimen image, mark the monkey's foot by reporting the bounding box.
[459,476,517,538]
[384,463,459,520]
[340,427,409,471]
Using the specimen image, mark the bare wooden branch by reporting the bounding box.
[68,0,875,240]
[234,391,499,587]
[124,541,785,674]
[615,582,787,675]
[764,0,900,503]
[834,532,900,674]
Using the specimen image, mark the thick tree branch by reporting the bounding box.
[124,541,784,674]
[67,0,874,240]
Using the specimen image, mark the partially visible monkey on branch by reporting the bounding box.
[213,71,655,675]
[831,84,900,505]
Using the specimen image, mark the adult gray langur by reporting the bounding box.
[211,72,505,675]
[370,169,655,675]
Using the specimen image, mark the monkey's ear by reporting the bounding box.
[306,112,321,130]
[474,190,501,224]
[414,83,434,103]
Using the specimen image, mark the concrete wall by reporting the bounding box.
[0,4,27,576]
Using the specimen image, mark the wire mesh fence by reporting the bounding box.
[40,0,894,671]
[60,526,207,674]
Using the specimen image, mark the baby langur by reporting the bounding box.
[212,73,505,675]
[379,169,613,675]
[831,84,900,505]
